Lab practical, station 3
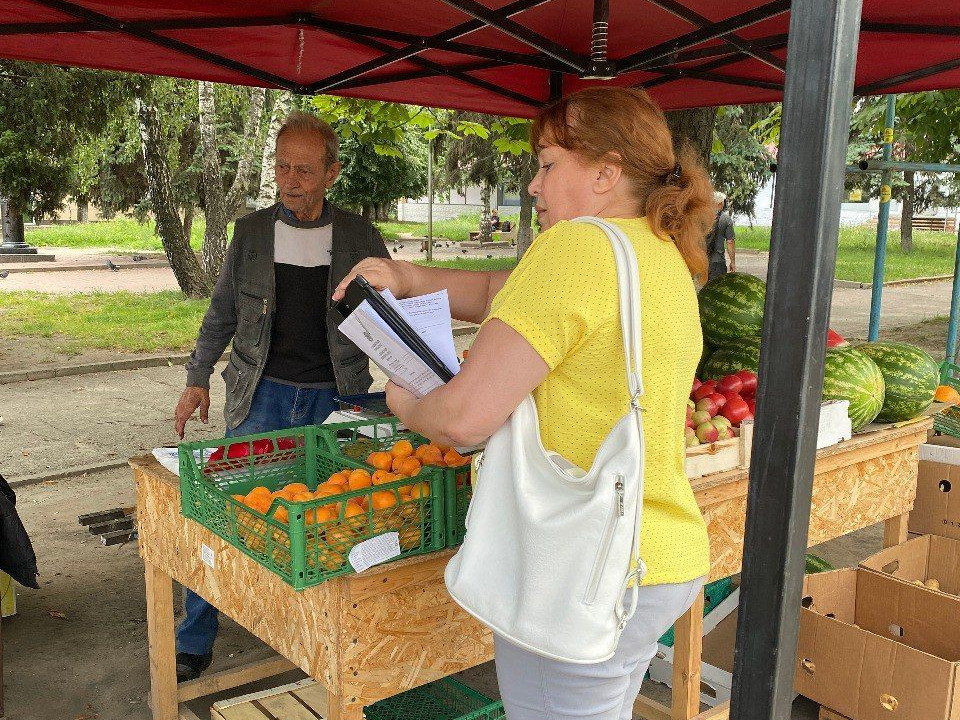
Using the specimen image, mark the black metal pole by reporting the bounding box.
[730,0,863,719]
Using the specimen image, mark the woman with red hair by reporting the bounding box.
[335,86,715,719]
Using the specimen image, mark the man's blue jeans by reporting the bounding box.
[175,377,340,656]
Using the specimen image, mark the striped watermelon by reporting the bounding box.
[701,337,762,380]
[698,272,766,346]
[857,341,938,422]
[822,348,885,431]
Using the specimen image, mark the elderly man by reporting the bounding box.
[706,191,736,282]
[172,111,388,681]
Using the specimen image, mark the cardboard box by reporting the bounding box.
[860,534,960,596]
[795,568,960,720]
[911,438,960,540]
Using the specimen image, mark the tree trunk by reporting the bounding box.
[0,196,26,247]
[257,90,292,209]
[664,107,717,171]
[900,170,915,253]
[198,81,230,280]
[137,97,209,298]
[76,194,89,223]
[362,204,374,221]
[517,154,537,259]
[479,185,492,243]
[225,86,266,218]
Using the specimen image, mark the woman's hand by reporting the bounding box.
[385,380,417,421]
[332,258,412,301]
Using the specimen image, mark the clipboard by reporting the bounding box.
[333,275,455,383]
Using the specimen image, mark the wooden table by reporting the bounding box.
[637,418,931,720]
[133,419,929,720]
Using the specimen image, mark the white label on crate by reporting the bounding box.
[201,544,215,569]
[348,533,401,573]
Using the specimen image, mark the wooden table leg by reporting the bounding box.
[672,590,705,720]
[144,560,178,720]
[883,512,909,548]
[326,689,365,720]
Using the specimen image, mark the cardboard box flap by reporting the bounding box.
[912,443,960,541]
[801,568,858,624]
[855,570,960,662]
[862,533,960,596]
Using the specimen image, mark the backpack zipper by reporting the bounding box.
[583,475,625,605]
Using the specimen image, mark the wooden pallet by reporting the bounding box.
[210,678,331,720]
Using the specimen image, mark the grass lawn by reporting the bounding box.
[736,225,958,283]
[415,257,517,271]
[377,211,521,242]
[0,291,210,353]
[26,218,218,252]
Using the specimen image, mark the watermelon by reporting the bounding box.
[698,272,767,346]
[822,348,885,431]
[701,337,762,380]
[857,341,939,422]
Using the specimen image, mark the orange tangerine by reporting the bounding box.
[444,449,470,467]
[245,486,272,505]
[284,482,309,495]
[372,469,395,485]
[314,507,337,525]
[420,448,445,466]
[367,451,394,471]
[414,444,433,460]
[437,445,452,455]
[935,384,960,404]
[371,490,398,510]
[408,481,431,499]
[347,469,373,490]
[273,505,289,524]
[230,494,245,503]
[390,439,414,459]
[394,456,422,476]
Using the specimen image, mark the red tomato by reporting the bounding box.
[691,382,716,402]
[717,374,743,395]
[208,446,225,462]
[691,378,703,394]
[276,437,296,450]
[720,396,751,425]
[736,370,758,397]
[252,438,274,455]
[708,392,727,409]
[227,442,251,459]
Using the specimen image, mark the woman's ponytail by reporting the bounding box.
[642,144,713,279]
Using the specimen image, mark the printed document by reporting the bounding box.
[337,289,459,398]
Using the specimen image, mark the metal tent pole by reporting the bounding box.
[867,93,897,340]
[945,224,960,369]
[427,137,434,263]
[730,0,863,718]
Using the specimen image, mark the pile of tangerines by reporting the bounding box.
[229,438,470,571]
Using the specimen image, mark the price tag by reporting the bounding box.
[348,533,401,573]
[880,185,892,203]
[883,128,894,144]
[201,543,215,569]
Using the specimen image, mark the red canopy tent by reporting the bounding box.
[2,3,958,720]
[1,0,959,114]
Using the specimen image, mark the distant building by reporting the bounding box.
[398,185,523,222]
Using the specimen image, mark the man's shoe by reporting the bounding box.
[176,651,213,683]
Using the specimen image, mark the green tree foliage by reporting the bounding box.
[329,133,427,220]
[0,62,136,229]
[710,105,774,218]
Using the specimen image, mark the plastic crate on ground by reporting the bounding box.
[365,677,504,720]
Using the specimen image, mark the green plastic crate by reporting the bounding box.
[318,418,475,547]
[364,678,504,720]
[178,426,445,590]
[658,576,733,647]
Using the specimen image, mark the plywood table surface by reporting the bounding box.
[134,418,931,720]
